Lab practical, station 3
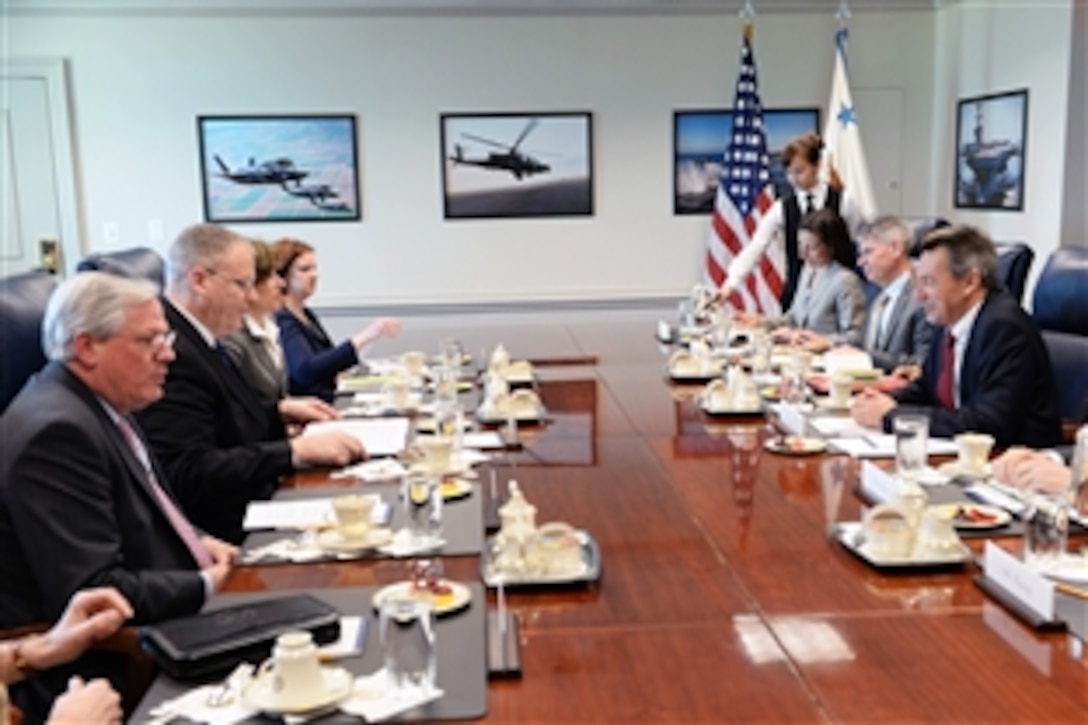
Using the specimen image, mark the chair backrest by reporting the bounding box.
[77,247,165,287]
[1033,246,1088,335]
[992,242,1034,304]
[0,270,58,412]
[901,216,951,257]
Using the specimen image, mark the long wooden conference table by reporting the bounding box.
[207,316,1085,722]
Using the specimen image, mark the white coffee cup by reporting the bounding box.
[386,375,411,410]
[916,506,961,553]
[828,373,853,407]
[331,494,375,541]
[402,350,426,378]
[862,504,915,558]
[418,435,453,473]
[259,631,325,710]
[955,432,995,475]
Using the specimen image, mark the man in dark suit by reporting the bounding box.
[136,223,365,543]
[0,272,236,719]
[852,224,1061,448]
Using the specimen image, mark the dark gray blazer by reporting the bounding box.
[864,277,935,372]
[221,318,288,407]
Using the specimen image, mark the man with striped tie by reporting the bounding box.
[0,272,236,720]
[851,224,1061,448]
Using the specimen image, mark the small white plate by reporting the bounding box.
[933,503,1013,530]
[316,527,393,553]
[764,436,827,455]
[439,478,474,500]
[371,579,472,616]
[938,460,993,480]
[242,665,353,715]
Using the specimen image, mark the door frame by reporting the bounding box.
[1,57,83,275]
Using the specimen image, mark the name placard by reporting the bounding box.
[859,460,897,504]
[983,541,1056,622]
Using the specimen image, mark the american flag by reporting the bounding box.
[703,28,781,315]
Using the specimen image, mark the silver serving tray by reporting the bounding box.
[834,522,973,569]
[481,530,601,587]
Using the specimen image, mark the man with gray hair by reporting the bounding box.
[0,271,236,720]
[852,224,1061,448]
[136,223,364,543]
[803,215,933,372]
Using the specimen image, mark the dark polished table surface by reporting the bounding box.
[219,318,1087,722]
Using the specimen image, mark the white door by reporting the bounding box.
[0,59,82,276]
[853,87,904,216]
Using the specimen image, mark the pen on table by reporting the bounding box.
[861,433,882,450]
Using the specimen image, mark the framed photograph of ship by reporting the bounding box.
[673,108,820,215]
[954,89,1028,211]
[197,115,361,223]
[440,112,594,220]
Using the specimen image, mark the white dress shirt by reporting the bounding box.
[947,299,984,408]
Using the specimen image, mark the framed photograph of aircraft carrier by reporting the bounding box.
[197,115,361,223]
[954,89,1027,211]
[673,107,820,215]
[440,112,594,220]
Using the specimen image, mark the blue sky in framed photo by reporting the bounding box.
[200,116,359,221]
[674,108,819,214]
[956,91,1026,209]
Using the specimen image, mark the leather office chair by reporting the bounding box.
[77,247,165,287]
[1032,246,1088,424]
[0,270,58,412]
[993,241,1034,304]
[902,216,951,258]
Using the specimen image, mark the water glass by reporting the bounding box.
[1022,494,1069,564]
[893,414,929,483]
[439,338,464,375]
[403,472,442,545]
[380,596,437,694]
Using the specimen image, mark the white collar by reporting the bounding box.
[949,297,985,344]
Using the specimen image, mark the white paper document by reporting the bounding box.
[461,431,504,449]
[829,434,959,459]
[242,497,390,531]
[302,417,411,457]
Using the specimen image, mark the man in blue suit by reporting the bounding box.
[852,224,1061,448]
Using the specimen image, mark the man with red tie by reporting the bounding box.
[0,272,237,720]
[851,224,1061,448]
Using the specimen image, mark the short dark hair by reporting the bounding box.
[919,224,999,290]
[799,207,856,269]
[782,132,823,166]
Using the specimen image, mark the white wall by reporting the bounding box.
[932,0,1076,303]
[1060,0,1087,249]
[0,8,981,308]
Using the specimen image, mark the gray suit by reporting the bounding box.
[785,261,866,346]
[221,319,288,407]
[863,278,934,372]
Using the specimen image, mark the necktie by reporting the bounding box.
[936,331,956,410]
[805,192,816,213]
[115,415,214,568]
[865,294,889,350]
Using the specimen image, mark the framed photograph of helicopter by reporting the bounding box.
[440,112,594,220]
[673,107,821,215]
[954,89,1028,211]
[197,115,361,223]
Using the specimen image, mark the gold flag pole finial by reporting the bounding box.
[740,0,755,40]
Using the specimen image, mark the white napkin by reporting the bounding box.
[240,534,325,564]
[334,458,409,482]
[340,670,443,722]
[146,685,256,725]
[379,529,447,557]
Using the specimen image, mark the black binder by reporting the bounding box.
[140,594,341,681]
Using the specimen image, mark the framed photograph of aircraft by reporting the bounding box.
[440,111,594,220]
[197,115,361,223]
[954,89,1027,211]
[673,107,820,215]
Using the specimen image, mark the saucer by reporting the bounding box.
[933,503,1012,530]
[1028,553,1088,584]
[937,460,992,480]
[764,436,827,455]
[814,396,852,412]
[372,579,472,616]
[440,478,474,500]
[241,665,353,715]
[316,526,394,553]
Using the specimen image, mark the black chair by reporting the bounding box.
[902,216,951,258]
[1032,246,1088,423]
[77,247,165,287]
[0,270,58,412]
[993,241,1034,304]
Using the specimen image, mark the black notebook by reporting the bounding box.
[140,593,341,681]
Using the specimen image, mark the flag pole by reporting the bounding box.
[740,0,755,40]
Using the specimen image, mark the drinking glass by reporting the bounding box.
[380,596,437,694]
[403,472,442,546]
[439,338,464,375]
[893,414,929,483]
[1022,493,1069,565]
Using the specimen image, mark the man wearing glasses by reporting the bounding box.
[136,223,365,544]
[0,272,236,721]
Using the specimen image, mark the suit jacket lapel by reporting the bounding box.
[880,284,912,350]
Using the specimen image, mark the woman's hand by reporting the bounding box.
[47,676,122,724]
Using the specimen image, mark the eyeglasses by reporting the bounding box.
[206,267,256,293]
[133,329,177,352]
